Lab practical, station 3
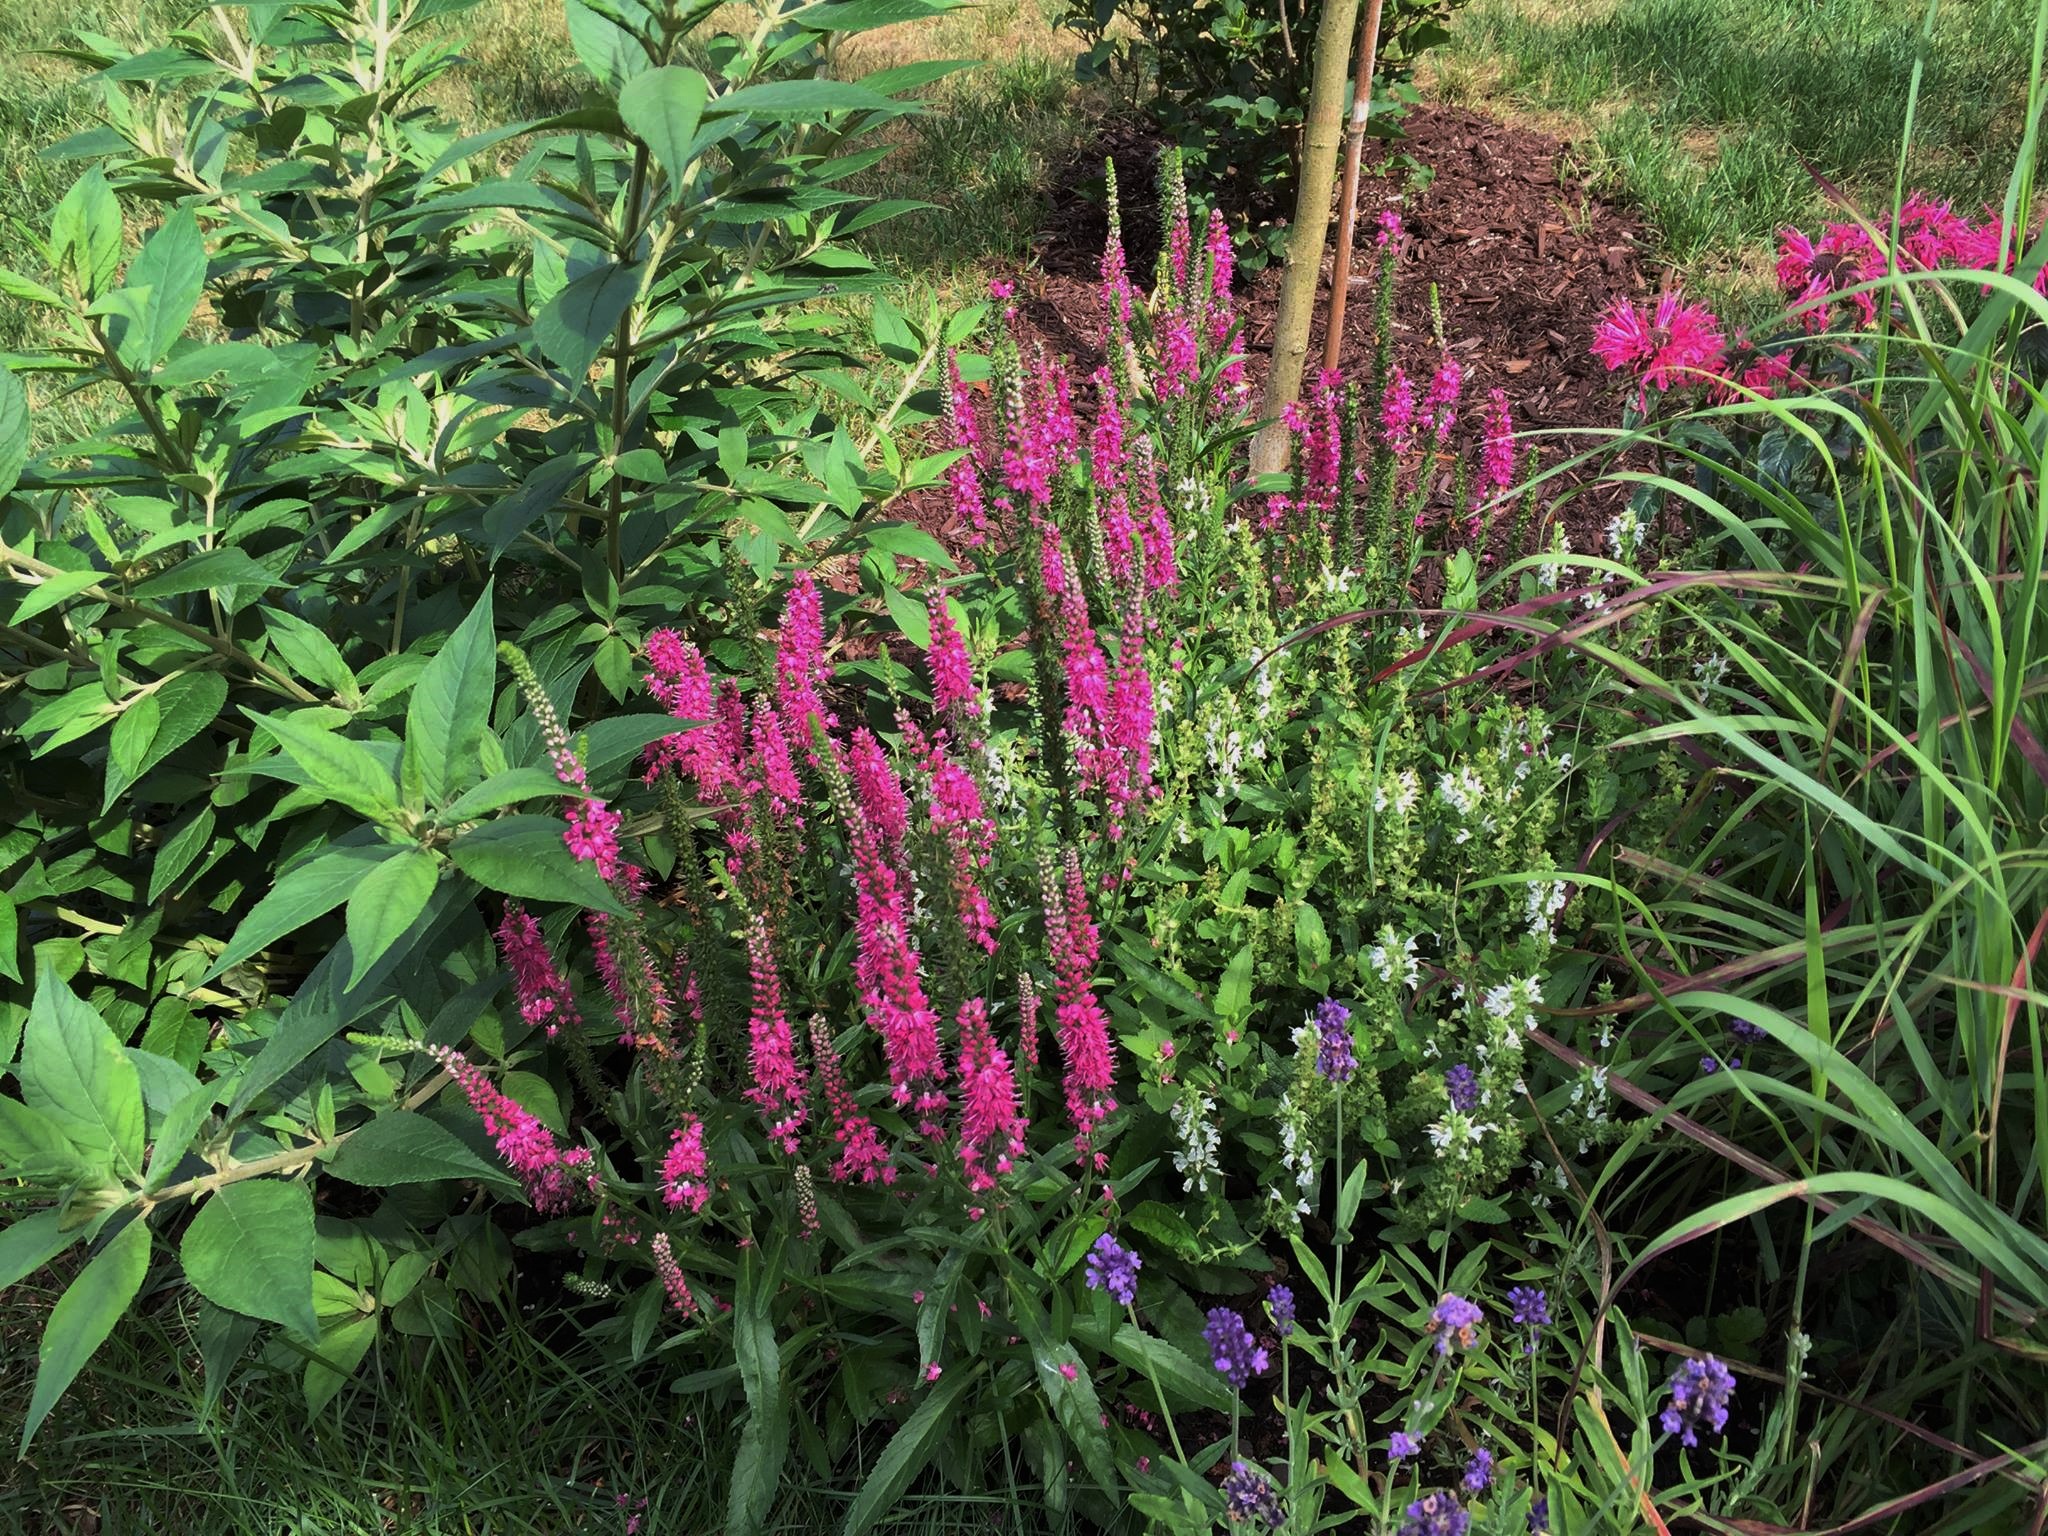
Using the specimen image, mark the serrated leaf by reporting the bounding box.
[324,1112,517,1189]
[0,1099,83,1182]
[50,167,121,300]
[22,1217,150,1452]
[619,65,708,179]
[534,263,640,387]
[0,366,27,502]
[343,849,439,988]
[249,710,400,823]
[122,208,205,369]
[0,890,17,984]
[838,1368,973,1536]
[147,805,217,904]
[210,842,401,977]
[731,1245,789,1536]
[0,1207,84,1289]
[131,548,281,600]
[11,567,105,625]
[180,1180,318,1337]
[402,583,496,811]
[445,816,627,915]
[863,522,955,569]
[20,962,143,1180]
[105,671,228,809]
[439,767,565,822]
[715,79,899,120]
[137,997,208,1073]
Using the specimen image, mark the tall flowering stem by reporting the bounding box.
[1045,851,1116,1166]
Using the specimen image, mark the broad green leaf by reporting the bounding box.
[0,366,27,502]
[137,997,208,1072]
[446,817,628,915]
[144,1085,216,1190]
[180,1180,318,1337]
[715,79,899,120]
[10,567,104,625]
[564,0,649,90]
[1095,1323,1232,1413]
[22,1216,150,1452]
[249,710,401,823]
[439,767,566,822]
[324,1112,515,1190]
[259,607,356,698]
[0,1207,84,1289]
[131,548,281,600]
[147,806,218,904]
[104,671,228,809]
[618,66,708,179]
[838,1369,973,1536]
[0,889,16,984]
[196,1300,259,1415]
[533,263,640,387]
[50,167,121,300]
[402,584,496,810]
[121,208,205,369]
[302,1310,378,1416]
[0,1099,83,1182]
[210,841,401,977]
[20,963,143,1180]
[731,1246,789,1536]
[343,849,440,988]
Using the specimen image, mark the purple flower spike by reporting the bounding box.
[1399,1490,1470,1536]
[1660,1354,1735,1447]
[1203,1307,1267,1389]
[1312,998,1355,1083]
[1268,1285,1296,1337]
[1222,1460,1285,1530]
[1462,1448,1493,1493]
[1389,1430,1420,1462]
[1445,1062,1479,1111]
[1083,1232,1142,1306]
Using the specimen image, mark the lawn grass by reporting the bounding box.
[1430,0,2046,315]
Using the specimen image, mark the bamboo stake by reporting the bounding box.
[1322,0,1386,374]
[1249,0,1366,476]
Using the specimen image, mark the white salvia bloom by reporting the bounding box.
[1374,767,1422,816]
[1694,652,1729,694]
[1169,1088,1222,1195]
[1426,1111,1498,1156]
[1537,526,1570,591]
[1481,974,1544,1033]
[1525,879,1568,935]
[1607,505,1646,563]
[1367,926,1420,989]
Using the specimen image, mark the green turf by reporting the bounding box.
[1434,0,2046,312]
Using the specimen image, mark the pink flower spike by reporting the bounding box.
[651,1231,697,1317]
[427,1044,595,1215]
[810,1015,893,1185]
[661,1116,711,1213]
[925,594,979,717]
[496,905,581,1040]
[744,914,808,1153]
[1480,387,1516,501]
[956,997,1027,1193]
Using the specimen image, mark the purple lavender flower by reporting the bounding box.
[1507,1286,1551,1329]
[1444,1062,1479,1112]
[1222,1460,1285,1530]
[1428,1293,1483,1356]
[1204,1307,1268,1389]
[1084,1232,1142,1305]
[1528,1495,1549,1534]
[1389,1430,1420,1462]
[1399,1490,1470,1536]
[1659,1354,1736,1447]
[1312,998,1355,1083]
[1700,1055,1721,1075]
[1268,1285,1296,1338]
[1730,1018,1767,1046]
[1461,1449,1493,1493]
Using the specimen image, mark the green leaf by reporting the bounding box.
[0,1207,84,1289]
[249,709,401,823]
[137,997,208,1072]
[446,817,628,915]
[1293,902,1330,979]
[50,167,121,300]
[131,548,281,600]
[343,849,440,988]
[325,1111,516,1190]
[0,1099,84,1182]
[121,208,205,369]
[862,522,956,569]
[302,1309,378,1416]
[211,841,401,977]
[565,0,650,90]
[619,65,708,179]
[0,366,27,502]
[730,1245,789,1536]
[196,1300,259,1415]
[144,1085,216,1190]
[10,566,102,625]
[838,1368,973,1536]
[402,584,497,811]
[20,962,143,1180]
[180,1180,318,1338]
[534,263,640,387]
[1095,1322,1232,1412]
[715,79,899,121]
[22,1216,150,1452]
[105,671,228,809]
[147,805,217,904]
[0,889,17,985]
[259,607,356,699]
[439,767,566,822]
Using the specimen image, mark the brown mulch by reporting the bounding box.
[917,104,1661,568]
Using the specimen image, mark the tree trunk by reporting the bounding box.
[1250,0,1364,477]
[1322,0,1386,373]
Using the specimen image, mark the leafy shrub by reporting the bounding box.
[0,0,967,1102]
[1053,0,1471,257]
